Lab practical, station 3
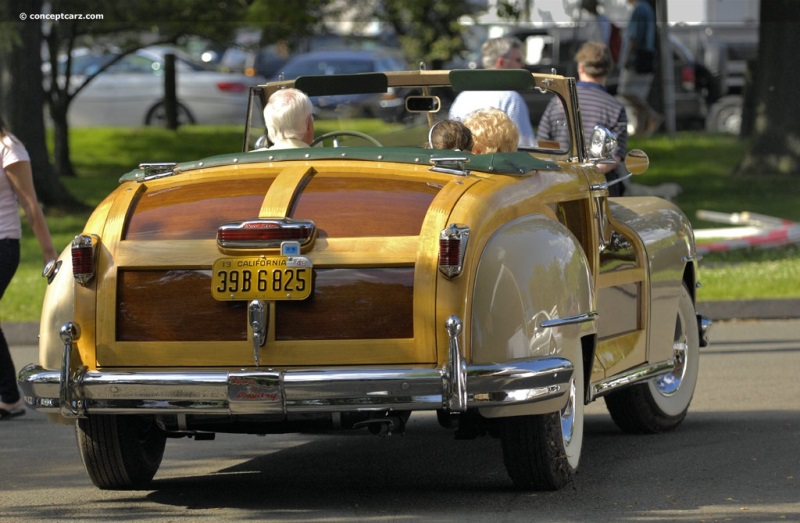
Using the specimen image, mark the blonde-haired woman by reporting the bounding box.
[463,107,520,154]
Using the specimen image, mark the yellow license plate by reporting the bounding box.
[211,256,312,301]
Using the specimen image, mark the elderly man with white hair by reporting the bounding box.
[263,88,315,149]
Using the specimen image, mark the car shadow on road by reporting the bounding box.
[140,411,799,520]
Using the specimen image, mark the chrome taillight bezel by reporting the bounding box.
[439,224,470,278]
[71,234,99,286]
[217,218,316,250]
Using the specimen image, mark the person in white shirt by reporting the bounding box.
[263,88,315,149]
[448,37,536,149]
[1,115,57,419]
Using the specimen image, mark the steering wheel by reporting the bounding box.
[310,130,383,148]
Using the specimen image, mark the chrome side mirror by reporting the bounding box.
[624,149,649,175]
[607,149,650,189]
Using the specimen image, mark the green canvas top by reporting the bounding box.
[120,147,560,182]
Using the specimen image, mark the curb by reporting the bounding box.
[6,299,800,346]
[696,298,800,322]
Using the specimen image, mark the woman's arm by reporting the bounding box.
[4,160,57,263]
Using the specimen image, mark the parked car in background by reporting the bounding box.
[20,67,709,492]
[272,49,409,121]
[671,23,759,134]
[59,46,261,127]
[220,44,289,80]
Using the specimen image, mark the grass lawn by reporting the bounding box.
[2,125,798,323]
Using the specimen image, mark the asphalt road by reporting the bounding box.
[1,319,798,522]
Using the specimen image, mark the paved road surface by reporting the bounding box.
[1,319,798,522]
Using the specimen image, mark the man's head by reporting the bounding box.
[481,37,525,70]
[263,88,314,145]
[582,0,600,13]
[575,42,613,81]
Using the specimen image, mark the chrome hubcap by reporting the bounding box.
[655,313,689,396]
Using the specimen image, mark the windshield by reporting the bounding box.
[245,72,574,158]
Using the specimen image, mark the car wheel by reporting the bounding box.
[706,96,742,135]
[145,102,196,126]
[500,345,584,490]
[605,283,700,433]
[76,415,166,490]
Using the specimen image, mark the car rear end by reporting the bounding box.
[21,149,573,436]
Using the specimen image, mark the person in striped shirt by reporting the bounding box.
[538,42,628,196]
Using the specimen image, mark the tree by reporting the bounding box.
[42,0,250,178]
[245,0,334,46]
[736,1,800,176]
[1,0,82,210]
[371,0,482,69]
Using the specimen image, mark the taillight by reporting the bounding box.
[439,224,470,278]
[216,81,247,93]
[681,65,695,91]
[217,219,316,249]
[71,234,98,285]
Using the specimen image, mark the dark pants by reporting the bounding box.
[0,238,21,404]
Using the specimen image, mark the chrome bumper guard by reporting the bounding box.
[18,317,573,418]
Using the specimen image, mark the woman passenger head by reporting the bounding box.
[463,107,519,154]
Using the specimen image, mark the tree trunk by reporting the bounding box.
[735,0,800,176]
[50,99,77,178]
[4,0,82,209]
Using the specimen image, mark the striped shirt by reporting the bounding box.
[537,81,627,160]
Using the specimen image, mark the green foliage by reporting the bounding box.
[628,133,800,226]
[246,0,334,46]
[374,0,482,67]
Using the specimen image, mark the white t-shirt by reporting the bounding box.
[0,133,30,239]
[448,90,537,149]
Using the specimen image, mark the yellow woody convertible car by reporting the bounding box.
[19,68,710,491]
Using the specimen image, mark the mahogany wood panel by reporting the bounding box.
[289,176,439,237]
[116,268,415,342]
[275,267,415,340]
[125,178,274,241]
[117,270,247,341]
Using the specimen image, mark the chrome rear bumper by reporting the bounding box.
[18,317,573,418]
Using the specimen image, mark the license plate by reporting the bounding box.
[211,256,312,301]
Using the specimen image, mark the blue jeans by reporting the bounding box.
[0,238,21,404]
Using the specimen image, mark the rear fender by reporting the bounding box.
[470,215,595,417]
[38,247,75,371]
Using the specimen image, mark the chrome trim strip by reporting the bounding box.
[18,357,573,416]
[541,311,598,329]
[590,358,675,399]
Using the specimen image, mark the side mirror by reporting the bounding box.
[624,149,649,175]
[606,149,650,190]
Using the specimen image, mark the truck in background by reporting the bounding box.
[671,23,759,134]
